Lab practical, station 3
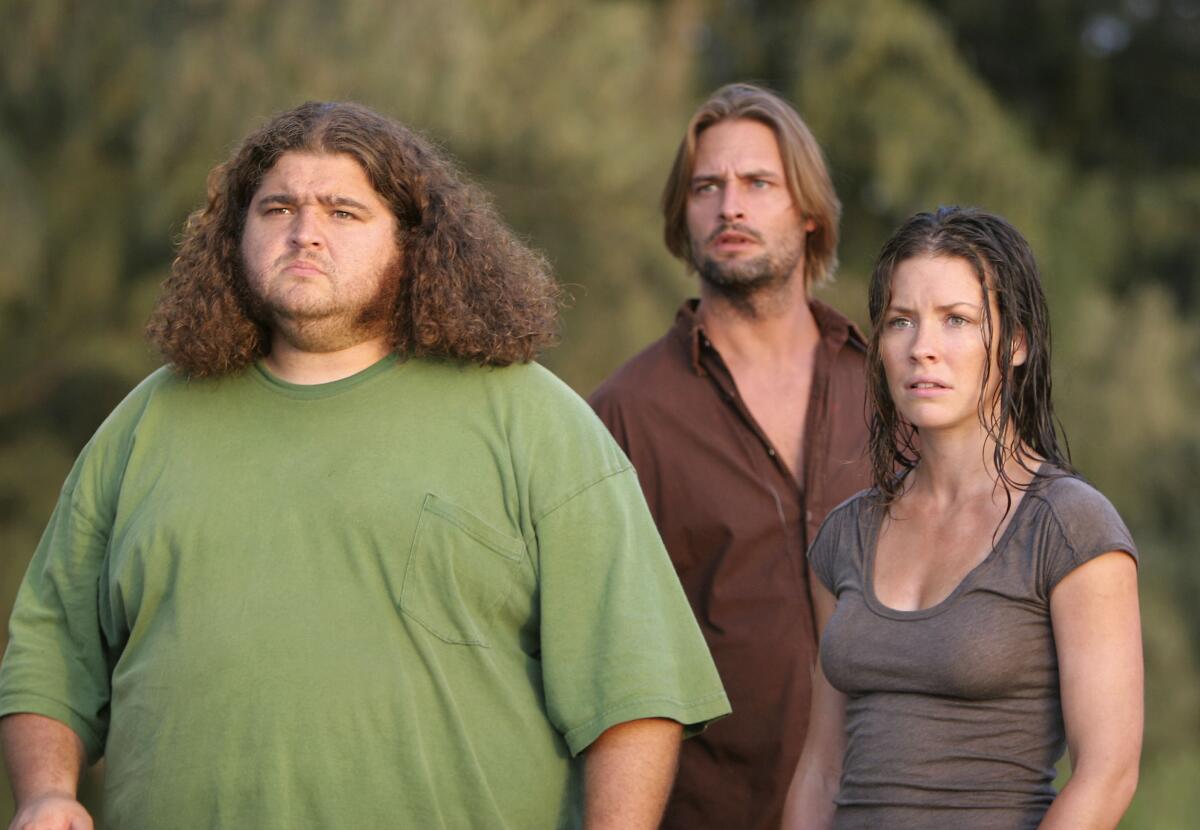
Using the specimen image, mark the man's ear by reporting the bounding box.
[1011,329,1028,367]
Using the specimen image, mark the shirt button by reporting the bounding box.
[806,511,814,522]
[767,448,776,456]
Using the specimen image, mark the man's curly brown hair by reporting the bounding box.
[146,101,560,377]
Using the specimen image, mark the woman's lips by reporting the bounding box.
[907,380,951,396]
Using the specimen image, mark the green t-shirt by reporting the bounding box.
[0,356,729,829]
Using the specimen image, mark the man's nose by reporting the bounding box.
[718,186,745,221]
[289,209,324,248]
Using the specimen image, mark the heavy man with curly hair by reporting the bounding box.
[0,102,729,830]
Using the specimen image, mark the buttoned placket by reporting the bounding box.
[691,326,813,588]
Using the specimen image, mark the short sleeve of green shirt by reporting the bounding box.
[0,369,164,762]
[0,489,112,761]
[534,465,730,755]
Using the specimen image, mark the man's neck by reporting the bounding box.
[262,335,391,385]
[696,279,820,367]
[696,276,822,484]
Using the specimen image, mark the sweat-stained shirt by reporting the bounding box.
[589,298,871,829]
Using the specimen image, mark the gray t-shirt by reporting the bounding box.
[809,469,1137,830]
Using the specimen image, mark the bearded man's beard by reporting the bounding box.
[241,252,403,354]
[692,225,805,317]
[697,254,779,294]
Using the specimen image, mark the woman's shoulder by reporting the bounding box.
[809,489,878,560]
[822,487,880,530]
[1027,467,1126,528]
[1025,466,1138,584]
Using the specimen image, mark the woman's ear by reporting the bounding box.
[1012,329,1028,367]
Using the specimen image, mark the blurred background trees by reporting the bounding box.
[1,0,1196,825]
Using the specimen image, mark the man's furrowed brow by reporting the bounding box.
[317,194,373,212]
[691,169,782,185]
[252,193,375,213]
[737,168,781,181]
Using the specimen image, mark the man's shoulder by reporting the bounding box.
[811,297,868,357]
[436,360,621,448]
[94,365,186,433]
[131,364,187,397]
[588,330,688,411]
[446,359,592,411]
[60,366,193,497]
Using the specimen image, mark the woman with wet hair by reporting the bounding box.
[784,207,1142,829]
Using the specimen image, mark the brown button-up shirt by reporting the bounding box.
[589,298,871,830]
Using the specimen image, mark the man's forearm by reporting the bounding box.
[583,718,682,830]
[1,713,86,804]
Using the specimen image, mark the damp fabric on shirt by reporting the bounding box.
[808,470,1137,830]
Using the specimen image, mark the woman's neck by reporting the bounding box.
[904,427,1037,510]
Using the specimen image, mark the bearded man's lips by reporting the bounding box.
[707,224,764,247]
[280,259,328,276]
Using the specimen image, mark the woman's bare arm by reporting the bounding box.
[1039,551,1142,829]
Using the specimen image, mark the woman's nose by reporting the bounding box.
[909,325,938,362]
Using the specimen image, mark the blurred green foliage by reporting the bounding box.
[1,0,1196,826]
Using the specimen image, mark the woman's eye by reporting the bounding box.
[947,315,969,327]
[887,317,913,329]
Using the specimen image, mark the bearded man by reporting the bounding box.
[590,83,871,829]
[0,102,729,830]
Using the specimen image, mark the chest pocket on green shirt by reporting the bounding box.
[400,493,528,646]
